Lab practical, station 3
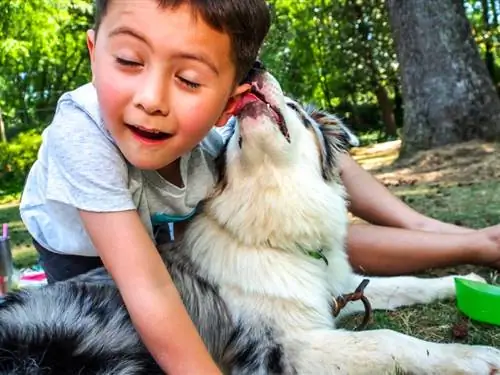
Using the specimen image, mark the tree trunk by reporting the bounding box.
[374,85,398,137]
[386,0,500,158]
[0,111,6,143]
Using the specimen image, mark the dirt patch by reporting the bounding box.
[354,140,500,188]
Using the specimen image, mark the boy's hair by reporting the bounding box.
[93,0,271,83]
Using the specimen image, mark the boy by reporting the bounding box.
[20,0,271,373]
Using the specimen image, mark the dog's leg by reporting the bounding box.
[337,272,484,316]
[288,329,500,375]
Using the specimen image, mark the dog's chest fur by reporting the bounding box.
[181,165,352,332]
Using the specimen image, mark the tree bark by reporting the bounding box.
[0,111,6,143]
[386,0,500,158]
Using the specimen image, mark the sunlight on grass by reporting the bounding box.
[353,152,399,170]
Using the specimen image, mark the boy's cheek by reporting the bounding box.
[180,100,226,135]
[94,81,123,128]
[94,69,131,120]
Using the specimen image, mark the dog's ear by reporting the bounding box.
[307,107,359,182]
[308,108,359,149]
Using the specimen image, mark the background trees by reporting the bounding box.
[386,0,500,157]
[1,0,499,191]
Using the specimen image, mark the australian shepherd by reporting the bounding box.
[0,70,498,374]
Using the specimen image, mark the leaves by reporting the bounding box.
[0,0,497,141]
[0,0,92,136]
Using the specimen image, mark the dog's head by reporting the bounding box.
[204,70,357,253]
[221,70,358,183]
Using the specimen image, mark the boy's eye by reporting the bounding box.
[178,76,201,89]
[115,57,142,67]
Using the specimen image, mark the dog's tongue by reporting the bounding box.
[230,92,262,116]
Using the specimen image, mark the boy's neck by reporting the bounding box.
[157,158,184,188]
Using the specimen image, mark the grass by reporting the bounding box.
[369,178,500,348]
[0,202,38,268]
[396,180,500,228]
[345,140,500,348]
[0,139,499,349]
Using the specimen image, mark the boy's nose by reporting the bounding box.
[134,76,170,116]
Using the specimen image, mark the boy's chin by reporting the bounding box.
[122,148,178,173]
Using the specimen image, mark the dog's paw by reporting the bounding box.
[446,345,500,374]
[460,273,487,284]
[438,273,486,300]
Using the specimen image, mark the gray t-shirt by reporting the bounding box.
[20,83,228,257]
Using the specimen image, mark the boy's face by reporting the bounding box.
[87,1,249,171]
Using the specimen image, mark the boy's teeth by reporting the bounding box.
[127,124,170,140]
[137,126,160,133]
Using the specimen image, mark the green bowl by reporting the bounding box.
[454,277,500,326]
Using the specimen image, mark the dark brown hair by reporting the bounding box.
[93,0,271,82]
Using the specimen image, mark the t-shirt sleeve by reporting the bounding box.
[200,126,230,158]
[45,98,137,213]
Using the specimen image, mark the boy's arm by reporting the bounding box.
[339,153,430,230]
[80,209,221,375]
[43,98,217,373]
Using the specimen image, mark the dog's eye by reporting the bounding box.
[286,101,301,114]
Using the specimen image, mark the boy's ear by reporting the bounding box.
[86,29,96,83]
[215,83,252,127]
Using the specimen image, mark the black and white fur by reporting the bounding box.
[0,71,499,374]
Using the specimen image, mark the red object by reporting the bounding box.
[20,271,46,282]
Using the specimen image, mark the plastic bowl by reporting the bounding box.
[454,277,500,326]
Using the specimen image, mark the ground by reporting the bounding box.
[1,140,499,347]
[344,140,500,347]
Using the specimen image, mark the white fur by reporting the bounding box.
[184,72,500,374]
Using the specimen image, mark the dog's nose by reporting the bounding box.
[240,60,267,84]
[253,60,266,71]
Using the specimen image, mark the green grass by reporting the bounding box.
[1,141,499,349]
[395,180,500,229]
[349,140,500,349]
[0,202,38,269]
[339,180,500,348]
[341,295,500,348]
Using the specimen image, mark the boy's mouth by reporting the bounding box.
[126,124,171,141]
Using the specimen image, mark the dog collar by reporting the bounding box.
[151,209,197,225]
[306,249,329,265]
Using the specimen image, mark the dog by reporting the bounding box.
[0,70,499,375]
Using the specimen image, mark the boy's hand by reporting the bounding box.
[79,209,222,375]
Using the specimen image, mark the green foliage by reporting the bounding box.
[0,0,92,137]
[0,0,498,155]
[357,129,399,146]
[262,0,399,133]
[0,129,42,194]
